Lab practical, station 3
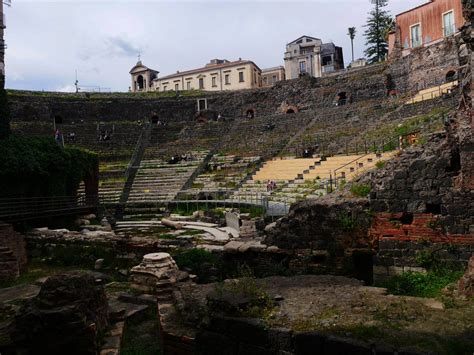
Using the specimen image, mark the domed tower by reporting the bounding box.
[129,58,159,93]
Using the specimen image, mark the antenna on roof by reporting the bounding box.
[3,0,11,7]
[137,52,141,62]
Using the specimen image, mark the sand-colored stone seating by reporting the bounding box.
[407,81,458,104]
[252,157,320,181]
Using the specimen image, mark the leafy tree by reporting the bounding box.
[364,0,394,63]
[347,27,357,62]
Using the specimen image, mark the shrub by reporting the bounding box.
[350,184,371,197]
[173,249,219,283]
[211,276,274,318]
[375,160,386,169]
[379,269,463,298]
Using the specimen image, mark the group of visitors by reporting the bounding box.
[168,153,194,165]
[266,180,277,192]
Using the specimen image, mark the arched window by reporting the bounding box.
[286,108,295,114]
[151,115,159,124]
[445,70,456,83]
[137,75,144,90]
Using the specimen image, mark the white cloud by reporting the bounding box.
[4,0,429,92]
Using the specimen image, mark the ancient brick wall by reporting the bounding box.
[389,36,460,93]
[370,212,473,281]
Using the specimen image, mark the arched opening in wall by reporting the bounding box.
[246,109,255,119]
[336,92,348,106]
[400,212,414,225]
[54,115,63,124]
[286,108,295,114]
[137,75,144,90]
[151,115,159,124]
[445,70,457,83]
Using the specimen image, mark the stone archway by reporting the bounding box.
[336,92,348,106]
[151,115,159,124]
[245,108,256,118]
[280,101,299,114]
[445,70,457,83]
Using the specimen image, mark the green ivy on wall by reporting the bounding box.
[0,135,98,198]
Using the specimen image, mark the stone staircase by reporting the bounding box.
[127,151,210,204]
[181,155,261,195]
[231,152,397,205]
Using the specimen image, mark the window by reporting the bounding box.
[299,61,306,73]
[239,71,244,82]
[263,77,267,85]
[272,75,277,84]
[186,81,191,90]
[175,83,179,91]
[197,99,207,111]
[443,10,455,37]
[225,74,230,85]
[199,78,204,89]
[163,85,167,91]
[212,76,217,87]
[410,23,422,48]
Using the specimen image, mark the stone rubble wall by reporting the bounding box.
[195,315,425,355]
[389,36,460,94]
[0,223,27,280]
[7,37,459,127]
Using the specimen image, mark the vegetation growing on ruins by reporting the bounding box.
[173,249,220,283]
[121,305,161,355]
[210,274,274,319]
[350,183,371,197]
[0,136,98,198]
[379,248,465,299]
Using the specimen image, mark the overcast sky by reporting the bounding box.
[4,0,427,92]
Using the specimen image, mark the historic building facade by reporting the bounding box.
[284,35,344,80]
[129,61,159,93]
[261,66,285,87]
[130,59,262,93]
[388,0,463,57]
[155,59,261,92]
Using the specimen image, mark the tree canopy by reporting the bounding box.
[364,0,394,63]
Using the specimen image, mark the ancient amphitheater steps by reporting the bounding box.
[182,155,261,195]
[127,152,209,203]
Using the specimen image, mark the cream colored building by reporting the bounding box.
[129,61,159,92]
[261,66,285,87]
[284,35,344,80]
[130,58,262,93]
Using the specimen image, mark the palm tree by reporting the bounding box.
[348,27,357,62]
